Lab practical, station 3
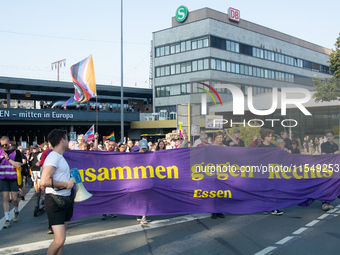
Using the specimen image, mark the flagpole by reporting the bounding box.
[96,97,98,134]
[120,0,124,143]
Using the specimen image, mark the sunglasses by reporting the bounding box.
[1,144,9,147]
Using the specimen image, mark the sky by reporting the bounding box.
[0,0,339,89]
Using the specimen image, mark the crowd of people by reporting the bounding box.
[1,127,339,254]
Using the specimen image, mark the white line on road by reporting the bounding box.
[317,213,329,220]
[305,220,320,227]
[0,188,35,232]
[275,236,294,245]
[292,227,308,235]
[254,246,277,255]
[0,213,212,254]
[327,208,338,213]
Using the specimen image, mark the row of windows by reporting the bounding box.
[155,81,272,98]
[156,58,295,83]
[155,35,330,75]
[155,37,209,57]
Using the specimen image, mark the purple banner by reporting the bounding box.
[64,147,340,221]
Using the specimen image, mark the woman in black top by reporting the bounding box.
[291,139,300,154]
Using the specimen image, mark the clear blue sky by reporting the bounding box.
[0,0,339,88]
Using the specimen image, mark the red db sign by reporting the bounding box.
[228,7,240,22]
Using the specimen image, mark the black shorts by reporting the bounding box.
[45,193,74,226]
[0,179,19,192]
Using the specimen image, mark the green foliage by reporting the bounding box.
[235,124,262,147]
[313,33,340,102]
[329,33,340,78]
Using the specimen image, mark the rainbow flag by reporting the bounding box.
[84,125,95,142]
[103,132,115,141]
[62,55,97,107]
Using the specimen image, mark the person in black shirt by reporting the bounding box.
[320,130,339,211]
[281,131,292,151]
[290,139,300,154]
[225,128,245,147]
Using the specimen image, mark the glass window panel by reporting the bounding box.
[249,66,252,76]
[176,44,180,53]
[245,65,249,75]
[285,56,288,64]
[187,83,191,93]
[160,47,164,56]
[197,60,203,70]
[165,46,169,55]
[211,59,216,70]
[160,87,165,97]
[240,65,245,74]
[260,49,264,58]
[156,87,161,97]
[176,64,180,74]
[171,65,176,75]
[181,41,186,52]
[186,62,191,72]
[156,67,160,77]
[244,86,248,96]
[170,45,175,54]
[156,48,160,57]
[204,59,209,69]
[253,67,257,76]
[256,48,260,58]
[265,69,268,78]
[257,68,261,77]
[181,63,186,73]
[170,85,180,95]
[264,50,268,59]
[186,40,191,51]
[235,43,239,53]
[235,64,239,73]
[275,71,279,80]
[165,86,170,96]
[216,60,221,70]
[221,61,226,71]
[160,67,164,76]
[192,61,197,71]
[165,66,170,76]
[203,38,209,47]
[231,41,235,52]
[192,83,198,93]
[231,63,235,73]
[226,41,231,51]
[197,40,203,48]
[252,47,256,57]
[192,41,197,50]
[227,62,231,72]
[181,84,186,94]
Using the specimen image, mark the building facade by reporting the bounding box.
[152,7,332,115]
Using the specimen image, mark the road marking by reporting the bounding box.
[292,227,308,235]
[254,246,277,255]
[327,208,338,213]
[0,213,210,254]
[335,210,340,214]
[275,236,294,245]
[0,188,34,232]
[305,220,319,227]
[317,213,329,219]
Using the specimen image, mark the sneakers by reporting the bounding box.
[217,213,225,218]
[33,193,38,197]
[322,203,333,211]
[13,212,19,222]
[109,214,117,218]
[8,199,12,204]
[47,228,54,234]
[101,214,107,220]
[211,213,217,219]
[21,196,25,201]
[140,217,148,225]
[136,217,142,221]
[3,220,11,229]
[271,210,283,215]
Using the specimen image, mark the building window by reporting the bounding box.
[176,64,180,74]
[170,45,175,54]
[165,66,170,76]
[203,59,209,70]
[221,61,226,71]
[203,38,209,47]
[171,65,176,75]
[165,46,169,55]
[186,40,191,51]
[156,48,160,57]
[192,60,198,72]
[176,44,180,53]
[197,40,203,49]
[192,41,197,50]
[181,41,186,52]
[211,59,216,70]
[197,60,203,70]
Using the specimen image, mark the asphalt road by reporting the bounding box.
[0,183,340,255]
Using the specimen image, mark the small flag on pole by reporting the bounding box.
[84,125,95,142]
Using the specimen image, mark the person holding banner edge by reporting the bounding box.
[41,129,75,255]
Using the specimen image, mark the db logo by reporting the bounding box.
[228,7,240,23]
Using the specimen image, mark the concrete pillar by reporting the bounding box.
[6,89,10,108]
[70,125,74,132]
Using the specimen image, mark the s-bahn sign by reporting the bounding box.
[176,6,188,23]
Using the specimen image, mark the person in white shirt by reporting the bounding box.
[166,139,177,149]
[41,129,75,255]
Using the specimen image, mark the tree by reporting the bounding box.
[313,33,340,102]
